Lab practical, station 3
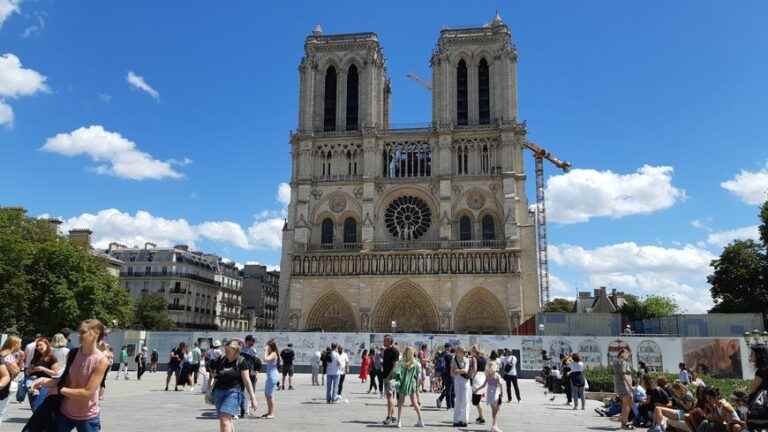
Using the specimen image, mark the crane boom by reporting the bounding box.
[525,140,571,308]
[406,73,433,91]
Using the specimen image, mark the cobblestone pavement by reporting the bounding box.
[4,373,617,431]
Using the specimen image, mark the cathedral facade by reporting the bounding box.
[277,14,540,334]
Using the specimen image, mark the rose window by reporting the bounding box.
[384,196,431,241]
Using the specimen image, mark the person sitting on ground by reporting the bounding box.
[686,381,711,432]
[746,343,768,432]
[638,375,670,426]
[647,381,696,432]
[594,396,623,418]
[699,387,743,432]
[630,379,647,426]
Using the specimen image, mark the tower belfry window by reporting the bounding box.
[457,59,468,126]
[324,66,337,131]
[478,58,490,124]
[459,215,472,241]
[346,65,359,131]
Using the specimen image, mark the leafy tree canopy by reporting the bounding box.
[133,293,175,330]
[544,298,575,313]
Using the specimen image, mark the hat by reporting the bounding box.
[213,340,222,348]
[142,346,148,352]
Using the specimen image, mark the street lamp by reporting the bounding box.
[538,323,545,336]
[744,329,768,347]
[391,320,397,334]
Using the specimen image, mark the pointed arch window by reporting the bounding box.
[321,218,334,246]
[324,66,337,131]
[343,218,357,244]
[456,59,468,126]
[482,214,495,241]
[478,58,490,124]
[346,64,359,131]
[459,215,472,241]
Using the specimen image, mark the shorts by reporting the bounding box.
[472,394,483,406]
[282,365,294,377]
[167,364,179,376]
[675,409,686,421]
[213,388,243,418]
[384,379,395,395]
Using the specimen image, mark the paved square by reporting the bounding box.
[4,373,616,431]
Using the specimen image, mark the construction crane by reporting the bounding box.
[406,73,432,91]
[404,72,572,309]
[524,140,571,308]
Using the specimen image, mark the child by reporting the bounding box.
[474,350,504,432]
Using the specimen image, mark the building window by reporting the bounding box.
[459,215,472,241]
[343,218,357,244]
[383,142,431,178]
[346,64,359,131]
[481,144,490,174]
[321,218,334,245]
[456,59,468,126]
[322,151,332,177]
[162,266,167,275]
[127,266,133,275]
[324,66,337,131]
[478,58,490,124]
[482,214,495,241]
[145,266,151,274]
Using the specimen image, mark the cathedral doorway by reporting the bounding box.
[305,290,358,331]
[372,280,440,333]
[454,287,508,334]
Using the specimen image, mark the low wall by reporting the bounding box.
[79,331,757,380]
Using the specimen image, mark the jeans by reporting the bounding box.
[28,384,48,411]
[437,374,454,409]
[504,375,520,402]
[337,374,345,396]
[369,370,383,392]
[0,395,10,427]
[572,385,585,408]
[55,415,101,432]
[325,374,340,402]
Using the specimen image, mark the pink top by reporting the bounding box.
[61,349,105,420]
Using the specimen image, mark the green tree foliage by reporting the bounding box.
[620,294,679,321]
[0,208,133,337]
[708,199,768,313]
[544,298,575,313]
[133,293,175,330]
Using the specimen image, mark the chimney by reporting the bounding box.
[69,229,93,249]
[43,218,62,234]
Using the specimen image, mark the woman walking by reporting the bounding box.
[394,346,425,428]
[209,340,258,432]
[31,319,111,431]
[470,345,487,425]
[474,350,504,432]
[613,347,634,429]
[452,346,471,428]
[569,353,586,410]
[262,339,280,418]
[359,349,370,383]
[501,349,520,403]
[27,337,60,411]
[369,347,383,396]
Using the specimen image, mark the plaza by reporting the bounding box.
[4,373,608,431]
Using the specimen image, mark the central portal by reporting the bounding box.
[372,280,440,332]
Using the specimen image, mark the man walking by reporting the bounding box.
[280,343,296,390]
[436,343,455,410]
[190,342,202,384]
[381,335,399,425]
[117,345,130,380]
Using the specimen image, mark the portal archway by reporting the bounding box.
[372,280,440,333]
[454,287,508,334]
[305,290,358,332]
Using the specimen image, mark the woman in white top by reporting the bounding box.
[501,349,520,403]
[569,353,586,410]
[51,333,70,378]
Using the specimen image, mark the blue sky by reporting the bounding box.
[2,1,767,311]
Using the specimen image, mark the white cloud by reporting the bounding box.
[277,182,291,206]
[197,221,251,250]
[41,125,184,180]
[247,216,284,250]
[545,165,685,224]
[0,0,21,28]
[0,53,48,98]
[548,274,573,299]
[20,11,44,38]
[0,100,12,127]
[690,218,713,232]
[721,162,768,205]
[126,71,159,100]
[550,242,716,312]
[245,261,280,272]
[705,225,760,248]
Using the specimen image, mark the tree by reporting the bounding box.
[0,208,133,338]
[544,298,575,313]
[133,293,175,330]
[708,199,768,313]
[620,294,679,321]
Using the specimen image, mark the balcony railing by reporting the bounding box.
[313,175,363,183]
[120,271,218,286]
[371,239,507,251]
[309,242,362,252]
[167,304,186,311]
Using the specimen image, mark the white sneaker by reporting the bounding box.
[415,420,425,428]
[396,421,402,428]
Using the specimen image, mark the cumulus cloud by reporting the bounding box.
[247,216,284,250]
[549,274,573,299]
[550,242,716,312]
[545,165,685,224]
[705,225,760,248]
[20,11,44,38]
[0,0,21,28]
[126,70,159,100]
[277,182,291,206]
[0,52,48,127]
[721,162,768,205]
[41,125,184,180]
[196,221,251,250]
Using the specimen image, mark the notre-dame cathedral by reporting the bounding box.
[277,13,540,334]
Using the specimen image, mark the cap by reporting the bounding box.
[213,340,221,348]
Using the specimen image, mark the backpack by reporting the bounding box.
[435,355,446,375]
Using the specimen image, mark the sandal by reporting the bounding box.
[621,425,634,430]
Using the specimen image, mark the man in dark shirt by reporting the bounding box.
[280,343,296,390]
[436,343,455,409]
[381,335,399,425]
